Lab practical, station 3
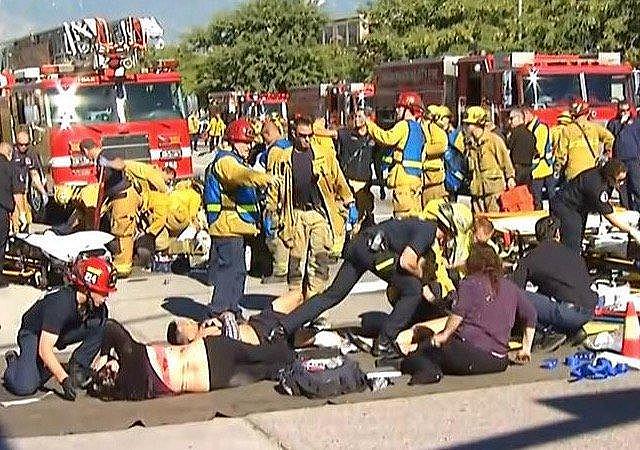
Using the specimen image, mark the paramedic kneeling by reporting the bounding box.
[3,257,115,400]
[513,216,596,343]
[550,159,640,253]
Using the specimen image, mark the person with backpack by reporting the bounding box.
[524,108,556,210]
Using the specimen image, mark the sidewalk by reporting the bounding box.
[6,375,638,450]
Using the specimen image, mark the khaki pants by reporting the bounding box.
[11,194,32,233]
[392,183,423,218]
[266,236,290,277]
[289,209,332,299]
[421,183,448,208]
[349,179,374,224]
[471,194,501,213]
[110,186,142,277]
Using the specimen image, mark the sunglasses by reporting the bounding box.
[298,133,313,139]
[16,143,29,147]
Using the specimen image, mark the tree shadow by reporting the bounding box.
[161,297,210,321]
[443,387,640,449]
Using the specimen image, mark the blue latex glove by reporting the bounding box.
[263,215,275,239]
[347,203,358,226]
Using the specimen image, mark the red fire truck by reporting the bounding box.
[0,16,192,191]
[374,52,635,128]
[288,82,375,126]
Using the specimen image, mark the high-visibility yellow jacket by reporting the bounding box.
[556,117,614,180]
[188,114,200,134]
[467,130,515,196]
[265,143,353,247]
[208,116,226,137]
[123,160,168,195]
[366,118,425,188]
[528,118,553,179]
[207,155,271,237]
[421,120,448,187]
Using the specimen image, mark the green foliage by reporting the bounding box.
[170,0,640,95]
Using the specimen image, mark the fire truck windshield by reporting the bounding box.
[45,82,186,126]
[47,85,118,125]
[125,82,186,121]
[524,75,581,107]
[585,74,628,105]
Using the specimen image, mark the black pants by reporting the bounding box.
[0,209,9,282]
[401,336,508,384]
[206,336,294,390]
[281,235,423,341]
[550,199,586,254]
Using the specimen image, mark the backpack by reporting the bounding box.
[277,355,368,399]
[444,129,469,194]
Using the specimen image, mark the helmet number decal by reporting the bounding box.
[84,266,103,286]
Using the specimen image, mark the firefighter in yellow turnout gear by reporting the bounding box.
[366,91,426,218]
[463,107,516,213]
[422,105,451,204]
[555,101,614,181]
[265,117,354,300]
[204,118,272,317]
[80,139,143,277]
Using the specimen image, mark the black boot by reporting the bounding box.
[372,336,402,360]
[67,359,92,389]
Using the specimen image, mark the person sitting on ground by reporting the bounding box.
[88,319,293,401]
[512,216,597,350]
[395,244,536,384]
[472,216,499,254]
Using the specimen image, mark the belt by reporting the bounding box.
[294,203,321,212]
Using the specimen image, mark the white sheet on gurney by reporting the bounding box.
[15,231,114,263]
[490,210,640,235]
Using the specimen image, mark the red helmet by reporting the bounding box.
[396,91,425,115]
[225,118,255,143]
[570,99,590,118]
[71,257,117,296]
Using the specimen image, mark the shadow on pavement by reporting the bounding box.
[161,297,210,321]
[443,387,640,449]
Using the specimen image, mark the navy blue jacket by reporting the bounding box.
[607,118,640,161]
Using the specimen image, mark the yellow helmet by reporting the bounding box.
[54,184,79,206]
[557,111,572,125]
[462,106,487,125]
[421,199,473,236]
[438,106,453,118]
[426,104,439,120]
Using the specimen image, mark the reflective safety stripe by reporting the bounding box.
[403,160,423,169]
[375,258,395,272]
[206,204,221,212]
[237,204,258,213]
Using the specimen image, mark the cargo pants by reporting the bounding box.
[110,185,142,277]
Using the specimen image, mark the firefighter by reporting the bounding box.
[523,108,556,210]
[80,139,142,278]
[204,118,272,318]
[261,120,294,284]
[52,183,100,234]
[265,116,355,300]
[463,106,516,213]
[555,100,614,181]
[11,131,48,233]
[188,110,200,152]
[366,91,426,218]
[422,106,450,204]
[436,106,468,199]
[208,111,226,152]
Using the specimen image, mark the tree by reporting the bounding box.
[180,0,360,94]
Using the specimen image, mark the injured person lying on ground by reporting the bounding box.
[88,319,293,401]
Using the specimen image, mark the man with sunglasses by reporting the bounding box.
[607,102,640,211]
[265,116,354,301]
[11,131,48,232]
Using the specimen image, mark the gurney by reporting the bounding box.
[2,230,114,289]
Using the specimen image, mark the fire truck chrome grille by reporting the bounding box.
[101,134,150,161]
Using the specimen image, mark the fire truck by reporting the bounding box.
[288,82,376,126]
[0,16,192,193]
[208,91,289,124]
[374,52,635,128]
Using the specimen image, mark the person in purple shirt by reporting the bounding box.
[398,243,537,384]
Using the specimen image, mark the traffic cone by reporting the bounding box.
[621,301,640,359]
